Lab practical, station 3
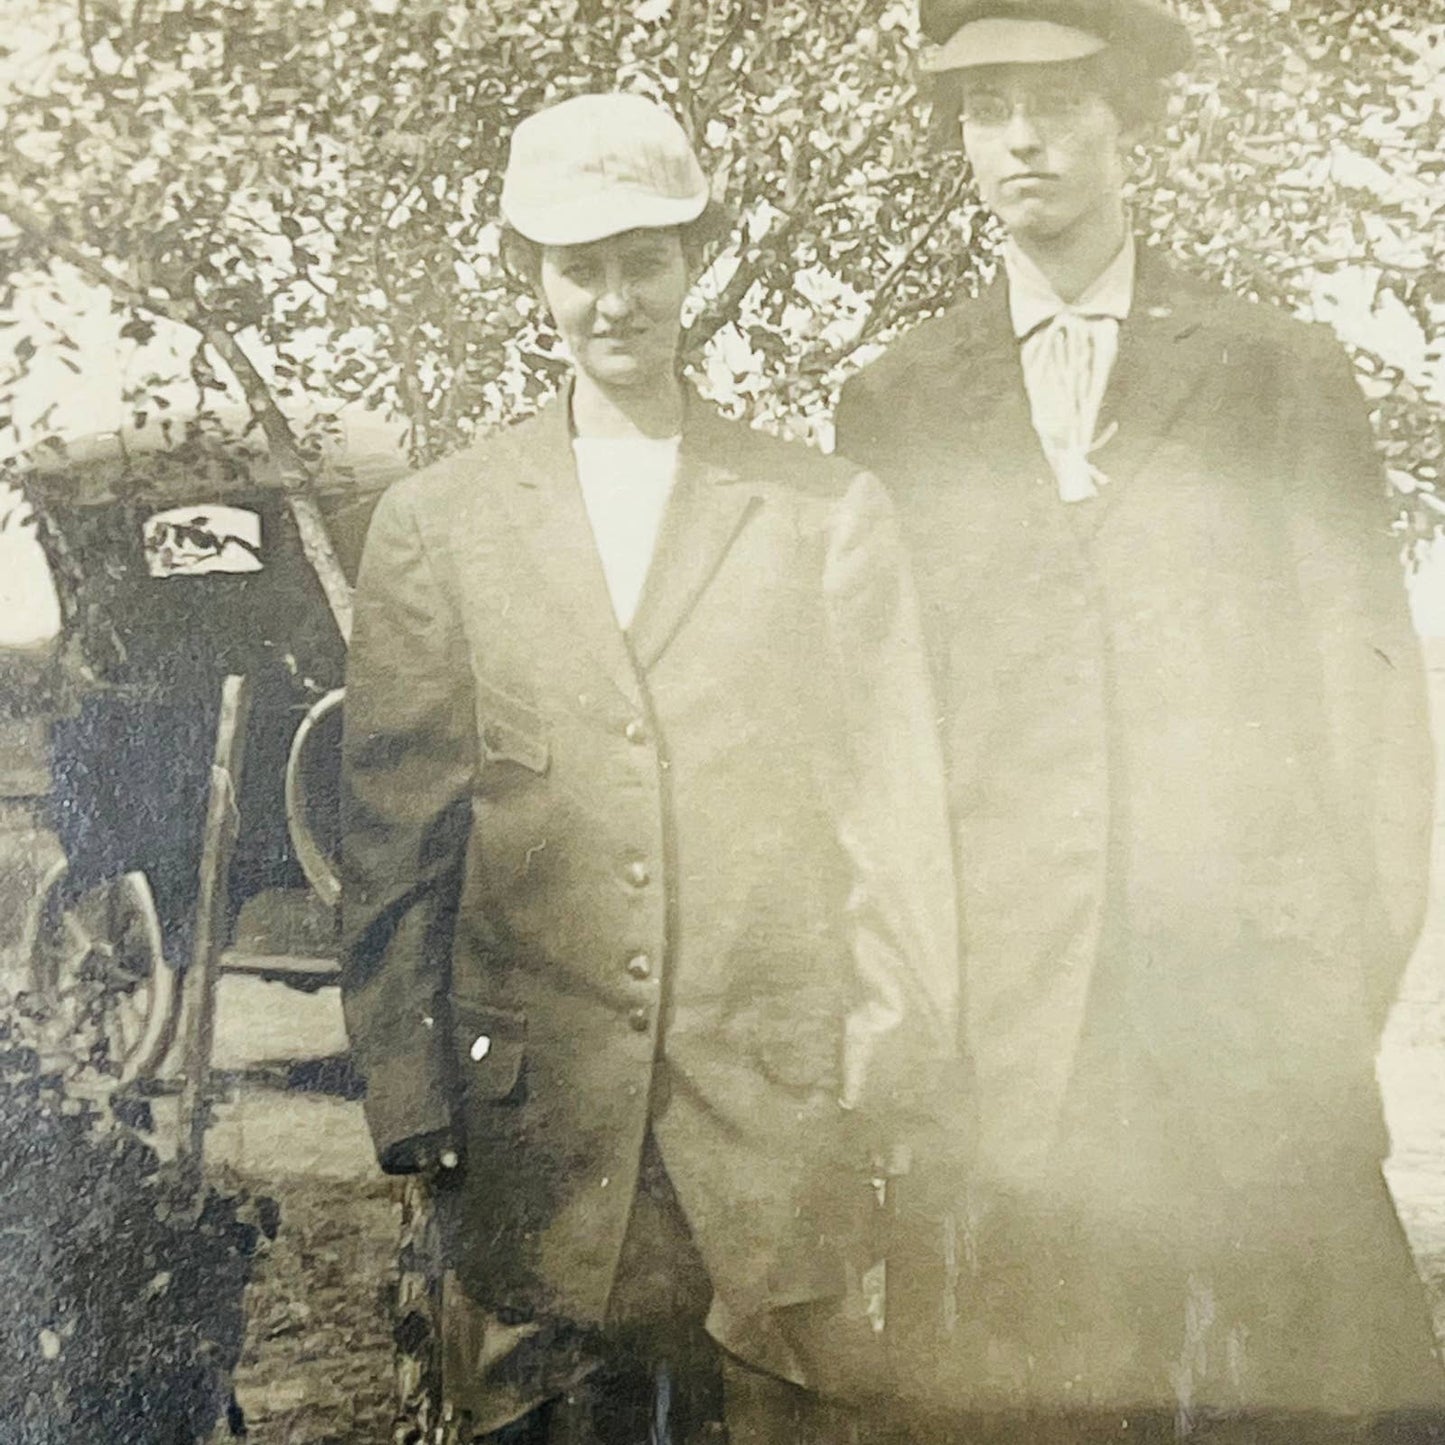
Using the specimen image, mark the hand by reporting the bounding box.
[870,1141,914,1181]
[383,1128,464,1179]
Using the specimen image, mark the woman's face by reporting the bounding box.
[537,228,689,393]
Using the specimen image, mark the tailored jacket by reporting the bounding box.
[340,394,957,1392]
[835,248,1443,1417]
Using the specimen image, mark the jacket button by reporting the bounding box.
[626,953,651,980]
[625,860,650,888]
[625,719,648,744]
[628,1006,650,1032]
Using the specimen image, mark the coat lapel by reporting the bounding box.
[948,282,1054,491]
[1089,249,1215,493]
[485,395,646,708]
[951,250,1220,530]
[628,407,763,673]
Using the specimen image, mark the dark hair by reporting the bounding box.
[927,50,1168,150]
[498,200,735,286]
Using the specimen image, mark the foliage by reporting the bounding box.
[0,987,272,1444]
[0,0,1439,532]
[1151,1,1445,549]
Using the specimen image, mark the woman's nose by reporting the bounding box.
[596,268,635,318]
[1002,104,1044,151]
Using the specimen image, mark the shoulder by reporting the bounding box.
[385,425,529,513]
[370,408,554,535]
[839,301,981,404]
[375,449,478,524]
[688,405,899,552]
[1149,252,1349,375]
[688,402,865,502]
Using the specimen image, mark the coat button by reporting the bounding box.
[625,719,648,744]
[626,953,651,980]
[625,860,650,888]
[628,1006,650,1032]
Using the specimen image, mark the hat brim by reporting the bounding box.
[919,17,1106,70]
[501,188,708,247]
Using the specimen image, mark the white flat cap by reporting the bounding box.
[500,93,709,247]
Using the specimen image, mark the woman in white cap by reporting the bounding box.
[340,92,958,1444]
[837,1,1445,1441]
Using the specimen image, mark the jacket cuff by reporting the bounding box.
[359,1050,453,1174]
[376,1125,460,1176]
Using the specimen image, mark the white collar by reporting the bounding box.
[1004,233,1136,341]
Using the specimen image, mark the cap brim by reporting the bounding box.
[919,17,1107,71]
[501,187,708,247]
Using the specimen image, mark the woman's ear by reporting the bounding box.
[499,224,544,290]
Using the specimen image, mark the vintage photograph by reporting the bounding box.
[1,0,1443,1441]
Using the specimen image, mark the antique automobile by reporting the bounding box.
[18,411,405,1155]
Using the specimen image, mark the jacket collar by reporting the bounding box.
[945,244,1214,496]
[1003,232,1136,339]
[629,403,763,672]
[490,386,763,701]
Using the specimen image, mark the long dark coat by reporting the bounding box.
[339,396,958,1409]
[834,249,1444,1421]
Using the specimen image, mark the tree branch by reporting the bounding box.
[860,171,969,326]
[674,0,697,138]
[694,2,751,107]
[1,187,355,637]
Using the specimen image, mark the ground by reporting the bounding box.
[5,645,1445,1443]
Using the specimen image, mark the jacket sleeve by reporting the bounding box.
[340,482,477,1172]
[1285,330,1434,1030]
[821,470,964,1155]
[833,371,892,480]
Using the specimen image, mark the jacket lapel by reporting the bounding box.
[628,406,763,673]
[948,282,1053,490]
[1089,249,1215,493]
[952,253,1219,499]
[485,395,646,709]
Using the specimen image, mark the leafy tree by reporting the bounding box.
[2,6,1439,1437]
[1,0,1438,532]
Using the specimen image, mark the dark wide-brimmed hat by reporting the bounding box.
[919,0,1192,77]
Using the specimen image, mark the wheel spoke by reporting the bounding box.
[30,871,172,1082]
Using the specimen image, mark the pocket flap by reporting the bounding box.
[452,1004,527,1101]
[477,684,550,775]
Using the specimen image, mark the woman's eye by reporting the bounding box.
[964,91,1011,125]
[620,250,662,276]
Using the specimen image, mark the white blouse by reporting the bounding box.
[572,434,681,629]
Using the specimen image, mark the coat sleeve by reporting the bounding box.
[833,370,892,480]
[1284,330,1434,1030]
[340,482,477,1172]
[820,470,964,1154]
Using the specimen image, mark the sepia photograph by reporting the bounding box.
[1,0,1443,1441]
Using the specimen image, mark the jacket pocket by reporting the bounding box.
[476,683,550,776]
[451,1002,527,1104]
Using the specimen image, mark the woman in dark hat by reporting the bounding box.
[341,92,958,1444]
[837,2,1445,1440]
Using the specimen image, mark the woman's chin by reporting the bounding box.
[579,352,662,391]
